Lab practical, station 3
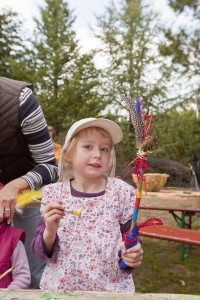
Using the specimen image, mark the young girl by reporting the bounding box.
[31,118,143,292]
[0,219,31,289]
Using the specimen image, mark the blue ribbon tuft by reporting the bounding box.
[136,99,141,114]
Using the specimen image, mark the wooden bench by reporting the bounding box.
[139,225,200,259]
[139,206,200,229]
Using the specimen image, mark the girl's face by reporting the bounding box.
[69,129,112,179]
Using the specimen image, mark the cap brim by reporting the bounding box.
[70,118,123,145]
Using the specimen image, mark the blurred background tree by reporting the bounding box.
[0,0,199,169]
[29,0,106,135]
[0,8,32,81]
[153,109,200,164]
[159,0,199,115]
[92,0,200,165]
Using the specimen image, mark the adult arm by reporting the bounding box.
[7,240,31,289]
[19,87,58,190]
[0,87,58,222]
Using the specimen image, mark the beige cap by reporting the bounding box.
[58,118,123,181]
[65,117,123,145]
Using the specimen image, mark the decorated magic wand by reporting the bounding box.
[119,95,158,268]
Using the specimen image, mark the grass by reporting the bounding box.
[134,238,200,295]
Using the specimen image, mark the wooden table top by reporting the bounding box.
[139,205,200,213]
[142,189,200,200]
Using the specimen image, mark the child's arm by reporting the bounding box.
[42,201,65,255]
[31,217,60,261]
[7,240,31,289]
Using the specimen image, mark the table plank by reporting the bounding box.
[139,225,200,246]
[139,206,200,213]
[142,190,200,201]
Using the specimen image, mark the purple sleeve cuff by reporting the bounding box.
[31,217,60,262]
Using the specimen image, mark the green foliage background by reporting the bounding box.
[0,0,199,167]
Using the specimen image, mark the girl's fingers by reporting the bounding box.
[120,242,144,267]
[44,211,65,225]
[125,251,144,262]
[44,202,64,214]
[122,254,143,267]
[45,208,65,216]
[123,252,143,262]
[45,214,63,223]
[122,250,143,267]
[44,214,64,229]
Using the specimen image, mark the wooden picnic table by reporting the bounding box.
[138,189,200,259]
[141,189,200,228]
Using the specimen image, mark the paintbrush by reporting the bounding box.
[0,267,14,280]
[32,198,81,217]
[16,189,81,217]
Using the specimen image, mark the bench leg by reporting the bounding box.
[180,212,191,260]
[170,211,193,229]
[170,211,194,260]
[180,244,192,260]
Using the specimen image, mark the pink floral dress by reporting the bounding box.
[40,177,136,292]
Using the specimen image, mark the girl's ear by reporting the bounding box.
[63,150,72,166]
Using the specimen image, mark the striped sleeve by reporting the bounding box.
[19,87,58,189]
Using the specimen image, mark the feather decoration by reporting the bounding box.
[141,134,157,152]
[123,95,144,149]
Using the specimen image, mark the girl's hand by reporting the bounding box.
[43,201,65,235]
[43,201,65,255]
[119,242,143,268]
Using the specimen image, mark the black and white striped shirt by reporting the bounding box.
[19,87,58,189]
